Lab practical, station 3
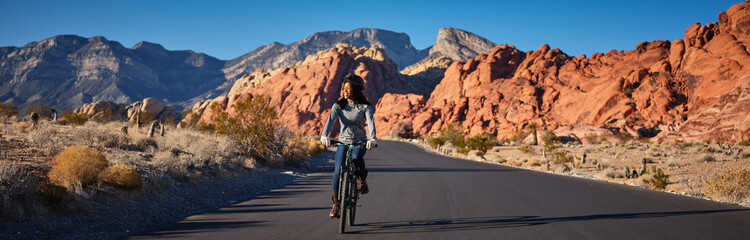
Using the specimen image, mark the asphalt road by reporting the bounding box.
[130,140,750,239]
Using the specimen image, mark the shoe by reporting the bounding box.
[359,178,369,195]
[329,203,340,219]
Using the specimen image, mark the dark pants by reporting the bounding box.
[332,145,367,193]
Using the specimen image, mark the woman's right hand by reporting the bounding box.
[320,136,330,147]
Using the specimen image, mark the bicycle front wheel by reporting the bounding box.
[348,177,358,226]
[339,171,350,234]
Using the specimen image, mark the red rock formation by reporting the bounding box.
[195,44,409,136]
[191,3,750,143]
[74,98,180,123]
[375,2,750,143]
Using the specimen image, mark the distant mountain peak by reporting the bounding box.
[429,27,497,61]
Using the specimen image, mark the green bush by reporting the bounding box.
[462,134,495,154]
[552,151,574,164]
[212,95,277,163]
[61,110,89,126]
[427,135,447,148]
[0,102,18,118]
[643,166,669,190]
[25,103,54,120]
[439,122,464,146]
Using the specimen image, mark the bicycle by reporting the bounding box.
[330,139,373,234]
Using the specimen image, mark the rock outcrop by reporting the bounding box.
[186,2,750,144]
[75,98,180,123]
[191,44,411,135]
[377,2,750,143]
[425,27,497,62]
[222,28,428,83]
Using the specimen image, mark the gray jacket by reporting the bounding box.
[321,102,376,144]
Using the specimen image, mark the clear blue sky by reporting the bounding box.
[0,0,742,60]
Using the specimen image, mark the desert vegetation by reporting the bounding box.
[0,100,325,221]
[412,124,750,207]
[426,122,497,155]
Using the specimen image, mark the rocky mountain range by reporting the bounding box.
[0,36,226,111]
[0,28,492,112]
[192,2,750,143]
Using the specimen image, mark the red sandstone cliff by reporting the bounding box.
[190,2,750,143]
[377,2,750,142]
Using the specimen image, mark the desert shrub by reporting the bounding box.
[13,121,32,133]
[48,145,108,187]
[614,132,633,144]
[543,131,560,151]
[643,166,669,190]
[307,138,326,156]
[1,161,45,220]
[137,111,155,125]
[0,102,18,118]
[509,130,527,143]
[516,144,533,153]
[552,151,574,164]
[36,184,68,203]
[695,153,716,163]
[27,123,69,155]
[61,110,89,126]
[180,109,202,129]
[584,133,601,144]
[426,135,447,148]
[704,167,750,203]
[196,123,216,133]
[212,95,277,163]
[277,130,308,168]
[603,167,625,178]
[91,107,116,123]
[740,139,750,147]
[98,165,143,190]
[71,124,130,149]
[523,159,541,167]
[25,103,54,120]
[134,137,158,151]
[393,121,414,139]
[462,133,495,155]
[439,122,464,146]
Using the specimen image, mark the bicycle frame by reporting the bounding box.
[331,140,365,233]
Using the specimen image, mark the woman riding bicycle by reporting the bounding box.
[320,74,377,219]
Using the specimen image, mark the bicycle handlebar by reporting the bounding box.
[329,139,377,148]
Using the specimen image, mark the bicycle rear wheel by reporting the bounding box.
[338,171,350,233]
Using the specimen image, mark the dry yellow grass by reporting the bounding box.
[705,167,750,202]
[48,145,108,187]
[98,164,143,190]
[306,138,326,156]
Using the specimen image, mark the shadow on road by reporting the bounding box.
[133,220,264,238]
[350,208,750,234]
[368,167,519,173]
